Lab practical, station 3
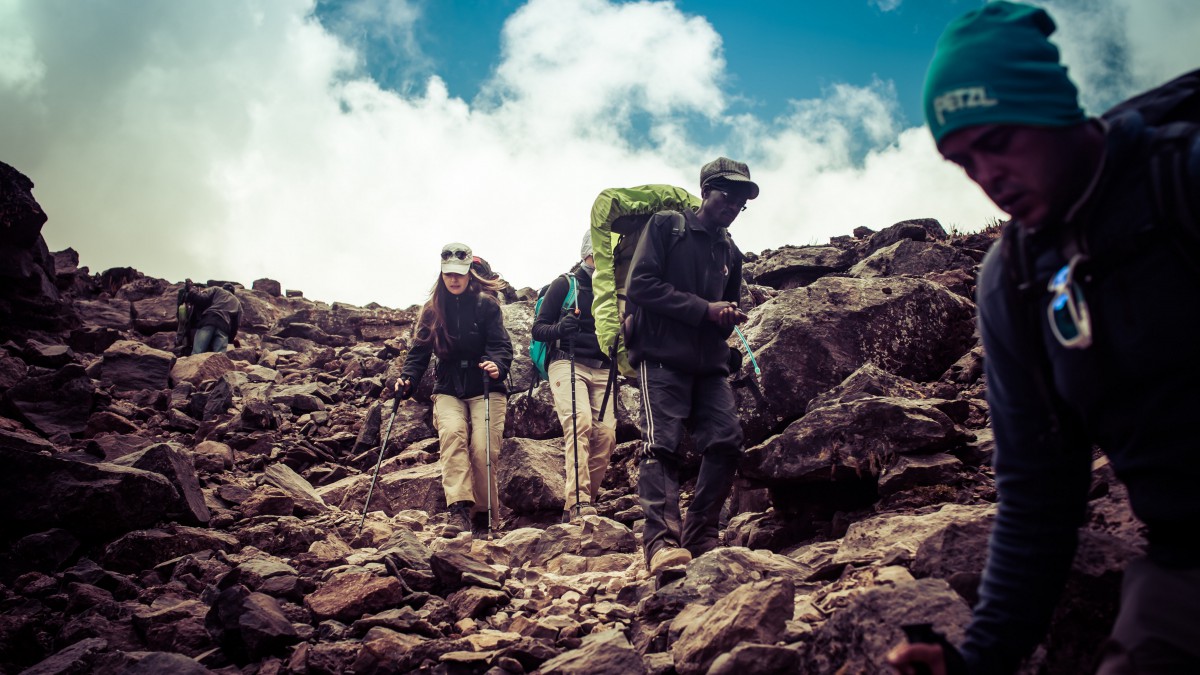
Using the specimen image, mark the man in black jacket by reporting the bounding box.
[626,157,755,575]
[182,282,242,354]
[532,232,615,521]
[889,3,1200,674]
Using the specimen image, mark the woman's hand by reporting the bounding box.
[383,378,411,399]
[479,361,500,380]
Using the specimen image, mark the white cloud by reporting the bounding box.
[3,0,1183,308]
[1037,0,1200,114]
[870,0,904,12]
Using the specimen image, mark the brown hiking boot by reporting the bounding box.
[447,500,473,533]
[648,546,692,575]
[571,502,598,520]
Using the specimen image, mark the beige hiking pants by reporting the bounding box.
[548,359,617,510]
[431,392,505,516]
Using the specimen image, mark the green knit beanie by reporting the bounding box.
[923,1,1085,144]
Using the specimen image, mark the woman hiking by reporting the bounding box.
[388,242,513,536]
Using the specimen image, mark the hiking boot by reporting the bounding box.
[572,502,598,519]
[447,500,473,533]
[471,511,490,536]
[648,546,692,575]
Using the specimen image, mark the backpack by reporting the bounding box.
[588,185,702,378]
[528,273,578,383]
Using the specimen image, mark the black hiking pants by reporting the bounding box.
[636,362,742,564]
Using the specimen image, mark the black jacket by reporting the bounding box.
[963,111,1200,674]
[626,209,742,375]
[185,286,241,339]
[531,266,609,365]
[400,292,513,398]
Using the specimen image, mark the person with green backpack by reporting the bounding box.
[888,3,1200,674]
[531,232,616,521]
[627,157,755,577]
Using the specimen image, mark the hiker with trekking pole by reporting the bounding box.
[383,242,512,537]
[886,3,1200,674]
[625,157,755,578]
[530,232,616,522]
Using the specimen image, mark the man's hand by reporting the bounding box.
[886,642,947,675]
[383,378,412,400]
[706,301,748,328]
[479,361,501,380]
[558,311,580,338]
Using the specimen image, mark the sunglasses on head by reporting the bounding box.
[441,249,469,261]
[1047,253,1092,349]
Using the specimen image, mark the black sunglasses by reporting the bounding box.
[713,189,748,212]
[441,249,469,261]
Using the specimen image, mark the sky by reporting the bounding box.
[2,0,1199,309]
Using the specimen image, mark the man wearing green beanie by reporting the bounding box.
[888,2,1200,675]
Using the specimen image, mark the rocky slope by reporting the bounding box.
[0,162,1144,674]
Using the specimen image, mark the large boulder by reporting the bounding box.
[320,461,446,516]
[206,585,299,663]
[501,301,537,394]
[671,578,794,675]
[74,298,133,330]
[741,396,971,504]
[847,239,977,280]
[497,437,565,516]
[743,245,858,289]
[801,578,970,675]
[110,442,210,525]
[132,293,183,334]
[1,447,178,540]
[732,276,976,446]
[351,398,434,456]
[0,161,78,341]
[101,525,239,574]
[170,352,237,387]
[6,363,95,437]
[101,340,176,392]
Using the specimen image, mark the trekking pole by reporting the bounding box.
[358,393,401,535]
[597,336,619,422]
[569,332,582,518]
[482,371,494,540]
[732,326,762,379]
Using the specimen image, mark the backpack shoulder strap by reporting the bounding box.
[1147,127,1200,270]
[999,224,1068,441]
[562,273,578,312]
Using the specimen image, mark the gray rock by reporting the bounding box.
[744,245,859,289]
[848,239,976,279]
[497,437,565,515]
[742,396,970,498]
[2,447,178,540]
[263,463,329,515]
[732,276,976,446]
[672,578,794,675]
[205,585,299,663]
[539,629,647,675]
[101,340,175,391]
[801,578,970,675]
[111,442,210,525]
[7,363,95,436]
[101,525,240,574]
